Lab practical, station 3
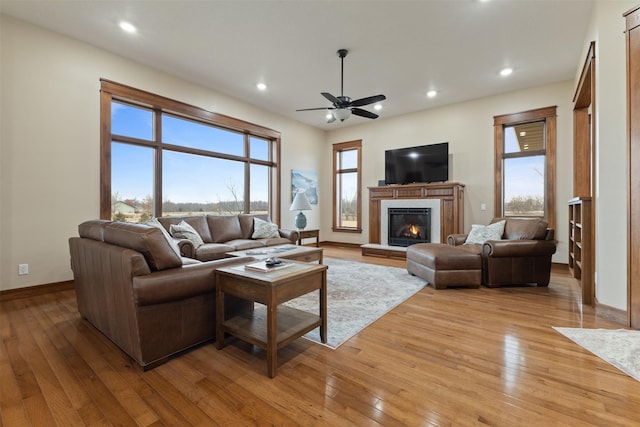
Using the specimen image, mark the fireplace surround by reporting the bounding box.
[363,182,465,258]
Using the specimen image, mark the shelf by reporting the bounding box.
[568,197,592,305]
[222,305,320,349]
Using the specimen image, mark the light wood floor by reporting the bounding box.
[2,246,639,426]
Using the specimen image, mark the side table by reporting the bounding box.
[215,260,327,378]
[297,229,319,247]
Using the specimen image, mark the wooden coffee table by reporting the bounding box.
[225,244,323,263]
[215,260,327,378]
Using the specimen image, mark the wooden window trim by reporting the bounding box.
[332,140,362,233]
[100,79,281,223]
[493,106,557,229]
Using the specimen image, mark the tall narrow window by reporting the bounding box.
[333,140,362,233]
[494,107,556,229]
[101,80,281,223]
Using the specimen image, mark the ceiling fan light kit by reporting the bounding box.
[297,49,386,123]
[333,108,352,121]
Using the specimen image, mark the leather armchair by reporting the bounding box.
[449,218,556,287]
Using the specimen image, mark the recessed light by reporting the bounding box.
[500,67,513,77]
[374,104,382,111]
[256,82,267,91]
[426,90,437,98]
[119,21,137,34]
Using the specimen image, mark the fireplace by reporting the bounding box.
[388,207,431,247]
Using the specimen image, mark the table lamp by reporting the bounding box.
[290,192,312,230]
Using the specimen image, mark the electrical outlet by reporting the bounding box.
[480,203,487,211]
[18,264,28,275]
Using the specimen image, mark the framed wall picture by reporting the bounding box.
[291,169,318,204]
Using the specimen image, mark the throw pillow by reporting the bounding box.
[170,220,204,248]
[463,220,506,245]
[252,217,280,239]
[144,218,183,259]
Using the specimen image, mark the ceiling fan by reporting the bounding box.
[296,49,386,123]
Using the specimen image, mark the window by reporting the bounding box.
[332,140,362,232]
[493,106,556,229]
[100,80,281,223]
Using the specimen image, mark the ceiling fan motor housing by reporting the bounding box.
[336,96,352,107]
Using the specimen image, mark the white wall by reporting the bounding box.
[324,81,575,265]
[0,15,325,291]
[575,0,636,311]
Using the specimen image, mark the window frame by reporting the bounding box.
[493,106,557,229]
[332,140,362,233]
[100,79,281,223]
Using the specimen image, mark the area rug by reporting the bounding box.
[553,327,640,382]
[284,257,426,349]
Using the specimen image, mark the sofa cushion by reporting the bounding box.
[252,217,280,239]
[259,237,293,247]
[103,222,182,271]
[207,215,243,243]
[78,219,112,241]
[501,218,548,240]
[158,215,212,243]
[170,220,204,247]
[194,243,235,261]
[239,214,257,238]
[464,220,506,245]
[226,239,267,251]
[144,218,183,260]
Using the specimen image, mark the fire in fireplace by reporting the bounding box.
[388,207,431,247]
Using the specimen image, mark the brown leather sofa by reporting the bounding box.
[157,214,299,261]
[69,220,254,369]
[447,217,556,287]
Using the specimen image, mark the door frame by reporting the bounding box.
[572,42,596,306]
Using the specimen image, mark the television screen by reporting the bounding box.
[385,142,449,185]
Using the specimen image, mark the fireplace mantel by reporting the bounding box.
[367,182,465,247]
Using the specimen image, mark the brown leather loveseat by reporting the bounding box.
[69,220,253,369]
[448,217,556,287]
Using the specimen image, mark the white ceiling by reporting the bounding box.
[0,0,594,130]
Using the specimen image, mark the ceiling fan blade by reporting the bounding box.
[296,107,334,111]
[351,108,379,119]
[350,94,386,107]
[321,92,340,105]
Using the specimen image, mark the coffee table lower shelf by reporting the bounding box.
[221,305,320,350]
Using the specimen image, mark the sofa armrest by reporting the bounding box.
[278,228,300,244]
[482,239,557,257]
[447,234,468,246]
[176,239,195,258]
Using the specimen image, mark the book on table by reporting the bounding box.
[244,260,293,273]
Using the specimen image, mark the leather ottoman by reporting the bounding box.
[406,243,482,289]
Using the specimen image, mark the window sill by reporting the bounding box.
[332,227,362,234]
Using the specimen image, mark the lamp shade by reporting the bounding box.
[333,108,351,121]
[290,192,312,211]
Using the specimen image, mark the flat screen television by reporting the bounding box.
[384,142,449,185]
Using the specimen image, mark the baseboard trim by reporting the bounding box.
[0,280,74,301]
[593,297,629,326]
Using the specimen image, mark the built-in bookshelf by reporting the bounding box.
[568,197,592,305]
